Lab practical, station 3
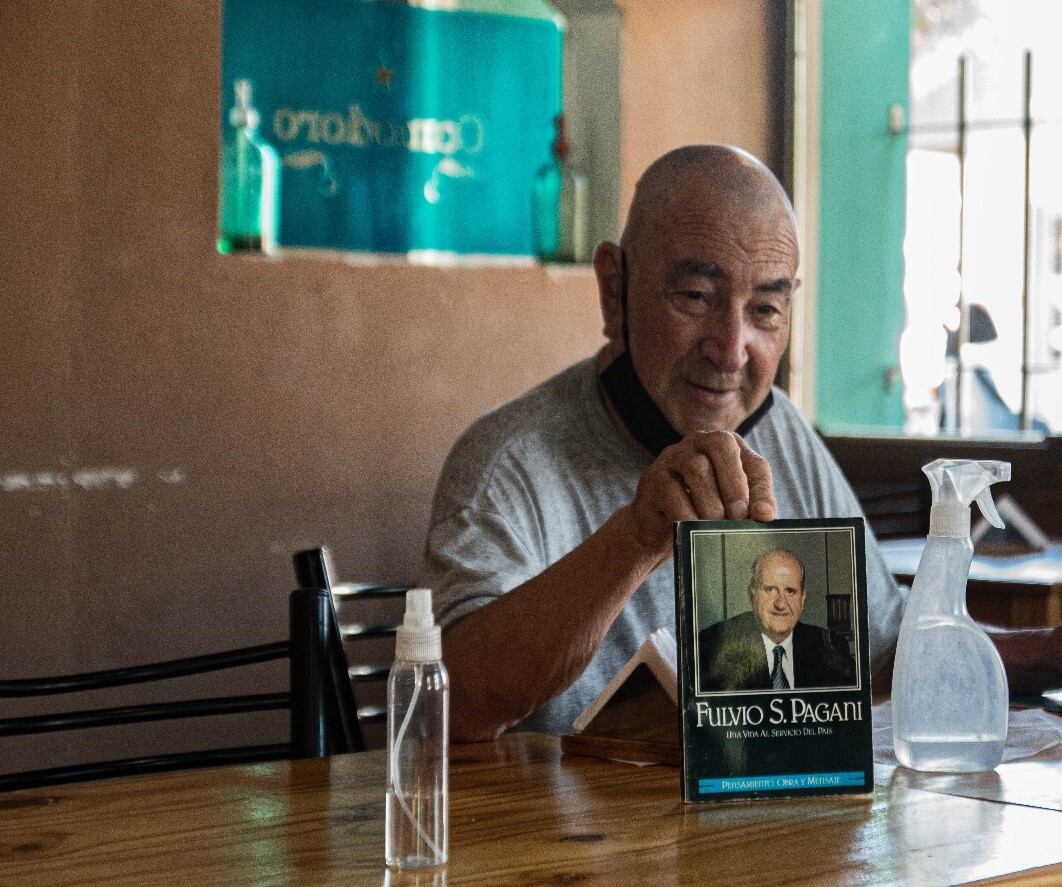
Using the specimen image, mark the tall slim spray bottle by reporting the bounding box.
[386,589,449,869]
[892,459,1011,772]
[217,79,280,255]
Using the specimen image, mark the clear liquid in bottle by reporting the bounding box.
[385,594,448,871]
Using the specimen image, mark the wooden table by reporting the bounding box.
[880,538,1062,627]
[1,735,1060,886]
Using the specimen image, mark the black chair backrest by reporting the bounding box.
[0,588,360,792]
[289,586,367,754]
[291,548,411,728]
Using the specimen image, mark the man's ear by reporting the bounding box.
[593,241,624,346]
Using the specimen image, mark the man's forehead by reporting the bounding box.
[644,205,798,271]
[760,554,803,577]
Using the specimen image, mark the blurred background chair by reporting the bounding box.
[852,480,931,541]
[0,588,359,792]
[292,547,411,745]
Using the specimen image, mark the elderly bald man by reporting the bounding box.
[422,145,1061,741]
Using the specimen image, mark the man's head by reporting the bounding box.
[595,145,799,434]
[747,549,806,645]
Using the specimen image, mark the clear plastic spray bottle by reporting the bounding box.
[892,459,1011,772]
[386,588,449,869]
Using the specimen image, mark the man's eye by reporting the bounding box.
[668,291,711,315]
[752,302,787,327]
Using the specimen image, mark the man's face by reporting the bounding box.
[622,186,798,434]
[748,552,806,644]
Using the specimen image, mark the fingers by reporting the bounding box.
[739,443,777,521]
[682,453,728,520]
[659,468,700,524]
[668,431,776,522]
[700,433,751,519]
[629,461,698,557]
[630,431,778,557]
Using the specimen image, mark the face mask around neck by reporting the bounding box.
[598,352,775,456]
[598,250,773,456]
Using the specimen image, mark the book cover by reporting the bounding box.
[674,518,873,802]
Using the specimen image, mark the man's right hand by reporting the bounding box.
[445,432,775,741]
[629,430,777,564]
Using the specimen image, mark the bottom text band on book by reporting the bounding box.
[699,771,867,793]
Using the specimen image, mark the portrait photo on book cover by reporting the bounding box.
[692,525,860,696]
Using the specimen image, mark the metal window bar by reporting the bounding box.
[901,51,1040,433]
[956,55,968,431]
[1021,50,1033,430]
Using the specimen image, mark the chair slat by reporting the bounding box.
[0,744,293,793]
[342,623,401,641]
[357,706,386,724]
[0,693,290,738]
[0,642,290,698]
[332,583,412,600]
[348,663,389,682]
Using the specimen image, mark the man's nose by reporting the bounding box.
[698,305,748,372]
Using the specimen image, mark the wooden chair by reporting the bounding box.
[292,547,411,730]
[0,589,360,792]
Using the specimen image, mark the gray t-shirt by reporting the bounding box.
[422,358,904,733]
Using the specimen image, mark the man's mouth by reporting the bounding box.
[687,379,740,397]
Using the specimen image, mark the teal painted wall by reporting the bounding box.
[816,0,909,430]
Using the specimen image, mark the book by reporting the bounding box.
[562,628,681,765]
[674,518,874,802]
[572,627,677,733]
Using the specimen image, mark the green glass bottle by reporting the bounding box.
[217,79,280,254]
[532,114,589,263]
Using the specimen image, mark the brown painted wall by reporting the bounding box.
[619,0,772,208]
[0,0,773,769]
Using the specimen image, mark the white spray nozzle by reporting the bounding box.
[923,459,1011,537]
[403,588,435,629]
[396,588,441,662]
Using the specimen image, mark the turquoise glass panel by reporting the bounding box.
[221,0,563,256]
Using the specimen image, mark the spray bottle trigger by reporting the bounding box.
[974,488,1005,529]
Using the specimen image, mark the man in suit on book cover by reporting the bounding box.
[698,549,854,692]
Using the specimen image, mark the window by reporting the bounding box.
[794,0,1060,438]
[902,0,1062,436]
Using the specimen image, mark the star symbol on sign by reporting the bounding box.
[374,64,394,89]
